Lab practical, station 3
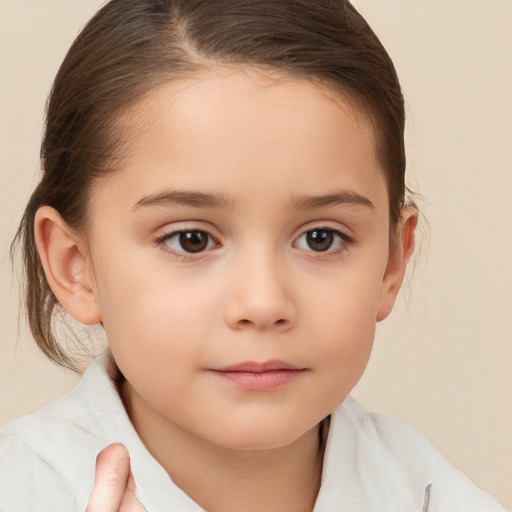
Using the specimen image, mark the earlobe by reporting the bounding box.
[34,206,102,325]
[376,207,418,322]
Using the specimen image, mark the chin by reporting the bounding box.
[205,419,319,452]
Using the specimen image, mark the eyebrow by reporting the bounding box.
[131,189,374,212]
[288,191,375,210]
[131,190,234,211]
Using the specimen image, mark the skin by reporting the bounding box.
[36,68,416,512]
[87,444,144,511]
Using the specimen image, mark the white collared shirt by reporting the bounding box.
[0,350,506,512]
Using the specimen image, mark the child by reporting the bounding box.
[0,0,507,510]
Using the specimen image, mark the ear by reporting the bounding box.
[376,207,418,322]
[34,206,102,325]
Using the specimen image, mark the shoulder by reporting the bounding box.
[0,350,118,459]
[0,350,122,511]
[328,397,507,511]
[0,432,79,511]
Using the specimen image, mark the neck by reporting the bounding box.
[122,381,326,512]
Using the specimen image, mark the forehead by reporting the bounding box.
[94,67,387,215]
[120,67,374,149]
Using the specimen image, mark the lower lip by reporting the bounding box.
[210,369,305,391]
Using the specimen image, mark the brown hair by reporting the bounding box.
[13,0,407,370]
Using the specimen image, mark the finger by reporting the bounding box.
[120,471,147,511]
[87,443,131,512]
[126,471,137,493]
[119,488,147,512]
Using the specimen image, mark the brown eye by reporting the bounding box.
[162,230,214,254]
[294,228,346,253]
[179,231,209,253]
[306,230,334,252]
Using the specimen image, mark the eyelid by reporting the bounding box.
[154,223,221,258]
[152,221,353,259]
[294,221,353,241]
[292,223,354,254]
[154,220,221,241]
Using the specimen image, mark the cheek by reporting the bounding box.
[101,282,205,413]
[315,305,376,382]
[95,246,212,332]
[93,259,212,371]
[304,256,385,386]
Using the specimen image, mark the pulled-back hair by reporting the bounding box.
[13,0,407,370]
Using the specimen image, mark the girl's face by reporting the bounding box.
[82,69,410,450]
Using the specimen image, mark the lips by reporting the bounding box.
[214,360,303,372]
[209,360,306,390]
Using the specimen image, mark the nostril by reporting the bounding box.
[274,319,292,330]
[235,318,289,329]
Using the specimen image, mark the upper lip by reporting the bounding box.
[212,360,303,372]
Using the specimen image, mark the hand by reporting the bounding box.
[87,443,146,512]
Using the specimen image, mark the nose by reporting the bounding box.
[224,253,296,332]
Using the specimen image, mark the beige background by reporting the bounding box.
[1,0,511,507]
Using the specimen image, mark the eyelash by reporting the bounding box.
[154,226,352,259]
[155,229,219,259]
[293,227,352,257]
